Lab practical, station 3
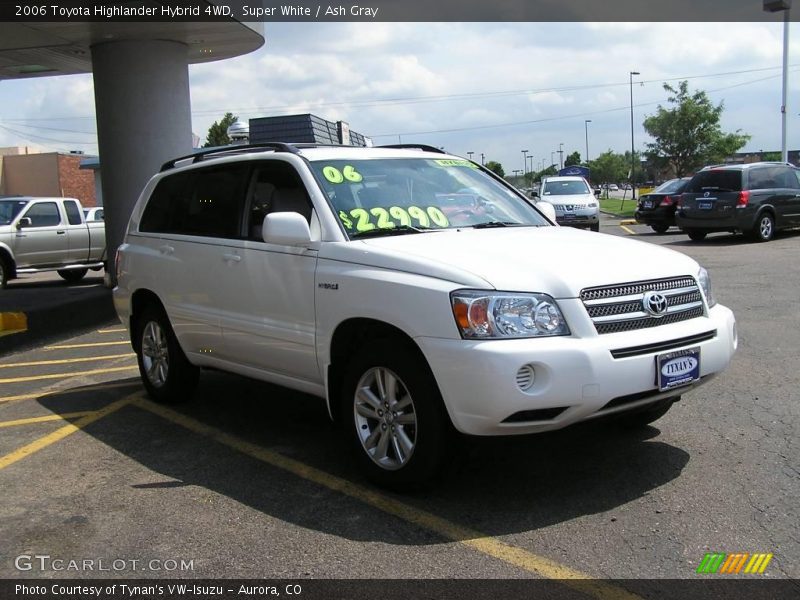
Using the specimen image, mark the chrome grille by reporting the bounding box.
[581,276,705,335]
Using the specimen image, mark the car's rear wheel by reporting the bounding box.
[749,213,775,242]
[651,224,669,234]
[57,268,88,283]
[341,340,453,490]
[686,230,708,241]
[617,398,677,428]
[135,304,199,403]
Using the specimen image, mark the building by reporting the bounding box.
[249,114,371,146]
[0,147,97,206]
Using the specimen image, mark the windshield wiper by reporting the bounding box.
[351,225,433,239]
[472,221,525,229]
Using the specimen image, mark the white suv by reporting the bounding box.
[114,144,737,488]
[537,175,600,231]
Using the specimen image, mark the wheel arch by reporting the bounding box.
[325,317,436,424]
[0,244,17,280]
[129,288,167,353]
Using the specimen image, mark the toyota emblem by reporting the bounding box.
[642,291,668,317]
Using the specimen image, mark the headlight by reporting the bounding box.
[451,290,570,339]
[697,267,716,308]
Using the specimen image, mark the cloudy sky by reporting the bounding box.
[0,21,797,173]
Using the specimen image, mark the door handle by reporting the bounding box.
[158,245,175,255]
[222,253,242,263]
[56,230,66,235]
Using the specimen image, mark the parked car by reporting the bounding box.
[608,184,619,192]
[114,144,736,489]
[83,207,105,221]
[635,177,692,234]
[535,175,600,231]
[676,162,800,242]
[0,196,106,288]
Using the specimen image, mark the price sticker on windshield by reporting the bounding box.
[337,205,449,232]
[434,159,479,169]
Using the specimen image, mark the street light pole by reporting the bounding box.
[467,151,474,161]
[584,119,592,164]
[558,143,564,170]
[521,149,529,182]
[480,152,485,165]
[551,151,555,168]
[528,155,535,181]
[630,70,641,200]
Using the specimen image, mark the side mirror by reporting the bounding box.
[262,212,312,246]
[531,190,540,198]
[537,201,557,223]
[16,217,32,230]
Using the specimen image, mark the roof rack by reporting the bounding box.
[160,142,301,172]
[378,144,447,154]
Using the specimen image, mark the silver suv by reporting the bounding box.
[536,176,600,231]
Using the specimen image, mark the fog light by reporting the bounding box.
[515,365,535,391]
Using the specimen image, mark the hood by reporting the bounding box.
[321,227,700,298]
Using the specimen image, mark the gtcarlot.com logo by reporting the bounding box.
[696,552,773,574]
[14,554,194,572]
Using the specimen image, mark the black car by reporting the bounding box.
[635,177,691,233]
[675,162,800,242]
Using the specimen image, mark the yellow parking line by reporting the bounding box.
[45,341,130,350]
[0,412,95,428]
[0,396,136,471]
[0,380,141,404]
[620,225,637,235]
[0,365,138,385]
[97,328,126,334]
[0,353,135,369]
[134,398,637,600]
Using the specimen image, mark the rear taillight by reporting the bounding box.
[662,195,674,206]
[736,191,750,208]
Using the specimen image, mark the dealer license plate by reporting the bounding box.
[656,347,701,391]
[697,201,713,210]
[643,201,653,208]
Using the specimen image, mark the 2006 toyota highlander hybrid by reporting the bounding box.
[114,143,737,489]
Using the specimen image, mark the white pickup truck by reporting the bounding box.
[0,196,106,288]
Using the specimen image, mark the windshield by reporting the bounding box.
[653,179,688,194]
[309,158,549,238]
[0,199,29,225]
[541,179,590,196]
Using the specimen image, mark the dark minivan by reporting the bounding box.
[676,162,800,242]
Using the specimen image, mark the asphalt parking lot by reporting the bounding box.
[1,217,798,594]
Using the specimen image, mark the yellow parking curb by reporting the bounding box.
[0,312,27,332]
[619,219,637,225]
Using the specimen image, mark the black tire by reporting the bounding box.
[749,212,775,242]
[590,223,600,232]
[57,268,88,283]
[651,224,669,234]
[340,339,453,490]
[134,304,199,404]
[617,398,676,429]
[686,230,707,242]
[0,255,10,289]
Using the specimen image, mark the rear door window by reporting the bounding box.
[685,170,742,193]
[64,200,83,225]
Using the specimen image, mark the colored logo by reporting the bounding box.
[696,552,773,574]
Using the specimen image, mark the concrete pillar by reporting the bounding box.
[90,40,192,285]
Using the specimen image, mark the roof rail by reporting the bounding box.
[378,144,447,154]
[160,142,301,172]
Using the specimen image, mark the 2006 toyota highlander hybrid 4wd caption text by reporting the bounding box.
[114,143,737,489]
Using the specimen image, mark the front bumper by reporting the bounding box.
[416,303,736,436]
[555,212,599,228]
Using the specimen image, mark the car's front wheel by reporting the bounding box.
[686,230,708,241]
[590,223,600,232]
[651,224,669,234]
[0,256,10,289]
[135,305,199,403]
[341,341,453,490]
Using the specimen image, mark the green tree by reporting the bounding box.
[203,112,238,147]
[485,161,505,177]
[643,81,750,177]
[564,151,582,167]
[588,150,627,188]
